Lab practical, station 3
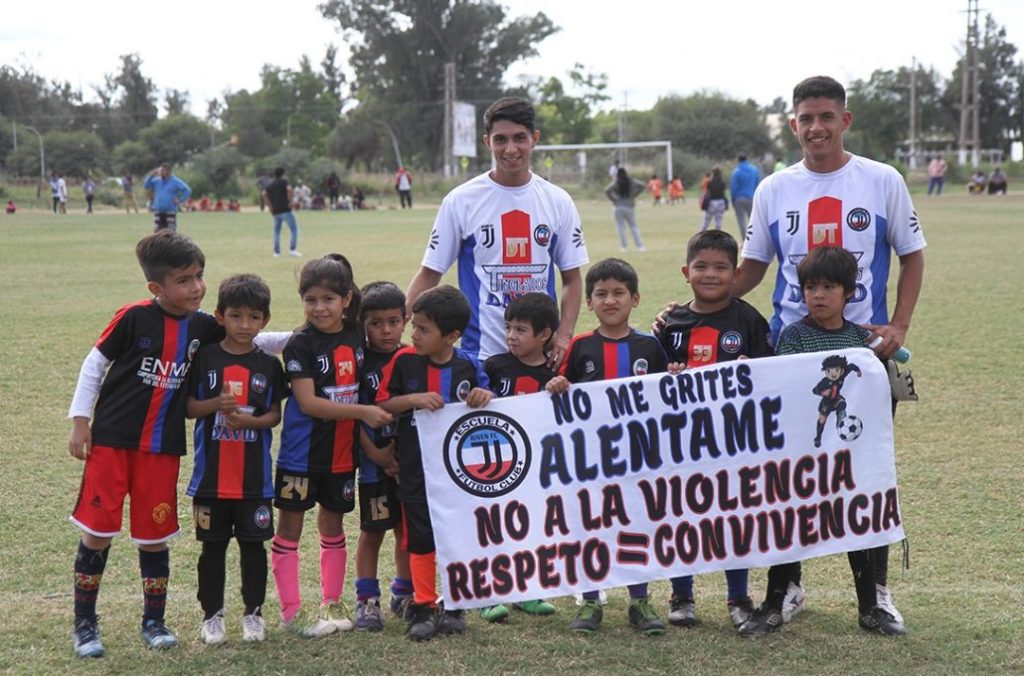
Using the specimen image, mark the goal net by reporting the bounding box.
[530,141,673,195]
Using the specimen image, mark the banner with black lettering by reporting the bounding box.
[415,348,903,610]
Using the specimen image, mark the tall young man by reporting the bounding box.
[405,97,589,367]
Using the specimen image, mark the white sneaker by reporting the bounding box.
[781,582,806,622]
[288,250,303,257]
[200,609,227,645]
[574,589,609,606]
[273,252,280,258]
[241,610,266,642]
[876,584,904,625]
[283,607,337,638]
[324,601,354,632]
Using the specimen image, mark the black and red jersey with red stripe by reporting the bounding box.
[90,299,222,455]
[559,328,668,383]
[484,352,555,397]
[659,298,772,368]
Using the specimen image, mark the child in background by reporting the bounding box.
[186,274,288,644]
[352,281,413,630]
[546,258,672,636]
[658,230,772,632]
[478,293,560,623]
[272,254,393,637]
[376,285,493,641]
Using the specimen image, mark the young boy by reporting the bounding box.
[185,274,288,645]
[353,281,413,631]
[477,293,561,623]
[738,246,907,638]
[658,230,772,631]
[67,231,221,656]
[546,258,670,636]
[375,285,493,641]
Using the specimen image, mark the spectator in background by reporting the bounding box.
[50,172,61,213]
[927,157,948,195]
[143,163,192,231]
[395,167,413,208]
[352,186,366,210]
[701,166,729,231]
[57,173,68,214]
[82,177,97,214]
[968,169,986,195]
[123,173,139,213]
[668,176,685,204]
[646,174,664,206]
[987,167,1008,195]
[324,171,341,209]
[5,199,16,214]
[730,154,761,240]
[262,167,301,258]
[256,172,272,211]
[604,167,646,252]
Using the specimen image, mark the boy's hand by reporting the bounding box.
[223,410,256,429]
[651,302,680,336]
[363,441,399,475]
[412,392,445,411]
[667,361,685,375]
[218,392,239,413]
[69,417,92,460]
[545,376,570,395]
[546,332,572,370]
[360,405,395,428]
[465,387,493,408]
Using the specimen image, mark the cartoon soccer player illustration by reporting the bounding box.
[813,354,862,447]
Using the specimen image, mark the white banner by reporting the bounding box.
[452,101,477,158]
[416,349,904,610]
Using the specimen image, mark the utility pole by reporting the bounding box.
[909,57,917,169]
[443,62,455,178]
[959,0,981,166]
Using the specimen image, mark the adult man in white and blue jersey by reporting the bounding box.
[405,97,589,367]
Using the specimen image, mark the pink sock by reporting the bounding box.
[271,536,301,622]
[320,534,347,605]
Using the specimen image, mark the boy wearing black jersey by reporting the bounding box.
[186,275,287,645]
[658,230,770,632]
[375,285,493,641]
[478,293,560,623]
[547,258,671,636]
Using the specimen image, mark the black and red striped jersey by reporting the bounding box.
[559,328,669,383]
[484,352,555,397]
[376,347,488,502]
[90,299,222,455]
[187,344,287,499]
[358,345,403,484]
[660,298,772,368]
[277,325,365,474]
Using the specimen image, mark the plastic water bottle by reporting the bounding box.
[868,336,911,363]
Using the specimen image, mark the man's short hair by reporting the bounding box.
[505,293,559,336]
[412,285,470,336]
[135,230,205,283]
[797,246,858,295]
[738,154,747,162]
[484,97,536,134]
[360,281,406,319]
[793,76,846,108]
[686,230,738,267]
[586,258,638,297]
[217,274,271,315]
[274,167,285,178]
[160,162,172,170]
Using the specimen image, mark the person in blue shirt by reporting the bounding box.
[729,154,760,241]
[144,163,192,232]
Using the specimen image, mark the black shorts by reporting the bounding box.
[192,497,274,542]
[274,469,356,514]
[153,212,177,231]
[359,478,401,532]
[401,500,435,555]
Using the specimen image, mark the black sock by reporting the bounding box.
[139,548,170,622]
[848,549,877,613]
[873,545,889,587]
[74,542,110,621]
[238,541,268,615]
[197,541,229,619]
[815,419,825,441]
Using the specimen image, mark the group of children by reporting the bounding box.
[67,226,908,658]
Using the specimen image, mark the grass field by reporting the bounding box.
[1,193,1022,674]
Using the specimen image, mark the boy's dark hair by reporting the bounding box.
[217,274,271,315]
[412,285,470,336]
[797,246,858,295]
[135,230,205,283]
[821,354,849,371]
[686,229,738,266]
[484,97,536,134]
[586,257,638,297]
[505,293,559,336]
[298,253,361,330]
[360,281,406,319]
[793,75,846,107]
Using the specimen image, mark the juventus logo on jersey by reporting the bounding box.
[367,372,380,390]
[670,331,685,351]
[317,355,330,374]
[481,224,495,248]
[497,377,512,396]
[207,370,218,390]
[786,210,800,235]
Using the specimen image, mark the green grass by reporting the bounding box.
[1,193,1022,674]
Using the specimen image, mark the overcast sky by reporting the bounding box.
[3,0,1024,118]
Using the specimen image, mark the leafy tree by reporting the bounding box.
[164,89,191,116]
[320,0,558,167]
[326,102,389,169]
[113,54,159,133]
[42,131,107,176]
[139,114,212,166]
[260,147,313,180]
[221,90,276,159]
[111,139,153,175]
[650,92,773,159]
[530,64,609,144]
[189,145,248,197]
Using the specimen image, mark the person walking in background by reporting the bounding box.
[262,167,302,258]
[927,157,948,195]
[701,166,728,231]
[395,167,413,208]
[123,174,139,213]
[82,177,97,214]
[50,172,61,213]
[730,154,760,240]
[57,173,68,214]
[255,172,272,212]
[604,167,646,252]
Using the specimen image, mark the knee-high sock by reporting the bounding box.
[239,541,268,615]
[74,542,110,621]
[197,540,229,619]
[271,536,300,621]
[320,533,347,605]
[409,552,437,606]
[139,548,170,622]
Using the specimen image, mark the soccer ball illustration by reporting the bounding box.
[837,415,863,442]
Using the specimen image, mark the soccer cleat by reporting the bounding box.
[479,604,510,623]
[515,599,556,615]
[738,606,784,637]
[324,601,354,632]
[859,606,907,636]
[406,604,441,642]
[667,595,697,627]
[569,600,603,634]
[289,250,303,257]
[628,597,666,636]
[781,581,806,622]
[574,589,608,606]
[283,608,337,638]
[876,584,904,625]
[200,609,227,645]
[241,611,266,642]
[390,595,412,620]
[73,616,104,658]
[141,618,180,650]
[355,597,385,632]
[438,608,466,635]
[728,596,756,628]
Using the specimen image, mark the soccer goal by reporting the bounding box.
[530,141,674,190]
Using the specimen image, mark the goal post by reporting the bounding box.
[530,141,673,188]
